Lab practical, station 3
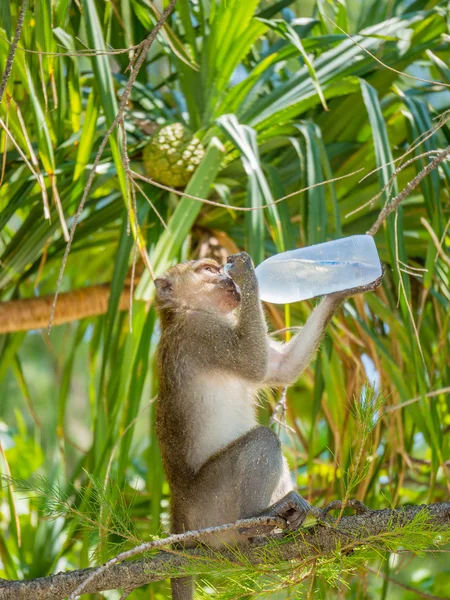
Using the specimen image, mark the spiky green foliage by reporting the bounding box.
[0,0,449,598]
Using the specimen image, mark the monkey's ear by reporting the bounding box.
[154,277,172,298]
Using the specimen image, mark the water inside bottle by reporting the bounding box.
[250,235,382,303]
[257,256,380,303]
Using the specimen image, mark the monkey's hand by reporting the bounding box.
[327,265,385,303]
[226,252,257,290]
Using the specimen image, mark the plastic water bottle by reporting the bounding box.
[255,235,382,304]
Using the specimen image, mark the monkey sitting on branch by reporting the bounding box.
[154,252,382,600]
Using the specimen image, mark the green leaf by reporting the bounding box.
[94,214,134,464]
[73,90,100,182]
[135,137,225,300]
[296,122,328,244]
[81,0,127,199]
[217,114,285,263]
[0,0,11,38]
[25,64,55,173]
[258,18,329,111]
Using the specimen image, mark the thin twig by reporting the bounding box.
[2,503,449,600]
[364,565,448,600]
[130,167,364,211]
[132,179,168,230]
[0,0,28,103]
[346,150,442,219]
[359,111,450,186]
[386,386,450,412]
[48,0,179,333]
[0,31,144,57]
[15,103,50,218]
[367,146,450,236]
[67,515,286,600]
[397,260,428,273]
[327,17,450,89]
[0,117,39,178]
[50,174,70,242]
[420,217,450,268]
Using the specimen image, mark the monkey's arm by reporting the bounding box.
[264,274,384,386]
[264,295,341,386]
[186,252,268,381]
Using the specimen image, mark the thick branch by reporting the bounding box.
[0,285,130,333]
[1,502,449,600]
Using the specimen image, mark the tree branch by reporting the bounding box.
[367,145,450,236]
[0,285,131,333]
[1,502,448,600]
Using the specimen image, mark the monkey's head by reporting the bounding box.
[154,259,241,321]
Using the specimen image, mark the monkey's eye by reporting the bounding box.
[194,262,219,275]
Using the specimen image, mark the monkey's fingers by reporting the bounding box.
[225,252,254,284]
[322,499,370,516]
[341,265,386,298]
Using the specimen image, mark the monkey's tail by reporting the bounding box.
[172,576,193,600]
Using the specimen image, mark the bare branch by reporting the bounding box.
[1,503,448,600]
[368,146,450,236]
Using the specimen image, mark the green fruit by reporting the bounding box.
[142,123,205,188]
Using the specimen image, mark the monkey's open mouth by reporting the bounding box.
[220,278,241,301]
[230,285,241,301]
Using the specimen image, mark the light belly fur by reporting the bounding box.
[187,371,258,472]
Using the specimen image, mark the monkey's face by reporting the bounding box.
[154,259,241,315]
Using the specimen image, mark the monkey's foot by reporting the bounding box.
[239,492,322,537]
[266,491,312,531]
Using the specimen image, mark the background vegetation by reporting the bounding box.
[0,0,449,598]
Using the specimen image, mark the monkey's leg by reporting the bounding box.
[185,426,307,539]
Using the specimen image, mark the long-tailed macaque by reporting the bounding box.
[155,252,382,599]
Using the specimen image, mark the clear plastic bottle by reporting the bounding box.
[255,235,382,304]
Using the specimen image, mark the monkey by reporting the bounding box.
[154,252,382,600]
